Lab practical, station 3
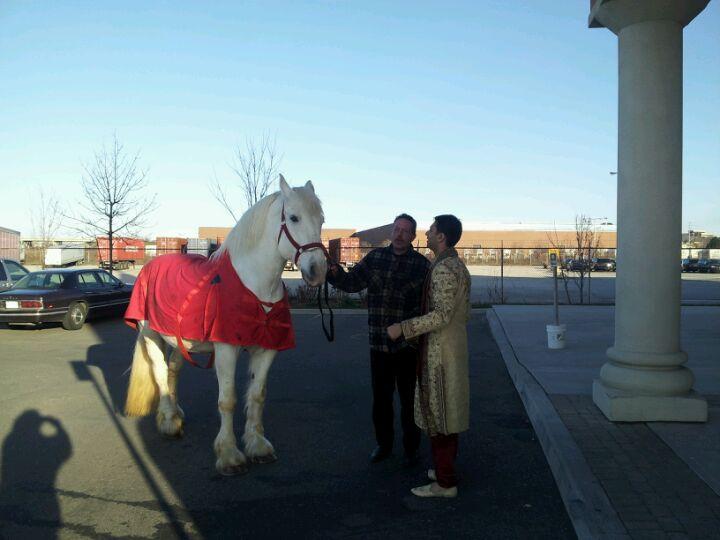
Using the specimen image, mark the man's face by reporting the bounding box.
[426,222,441,251]
[391,218,416,253]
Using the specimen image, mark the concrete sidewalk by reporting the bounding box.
[487,305,720,540]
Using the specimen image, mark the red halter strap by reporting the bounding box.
[277,203,331,264]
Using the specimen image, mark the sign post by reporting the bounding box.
[550,252,559,325]
[545,252,566,349]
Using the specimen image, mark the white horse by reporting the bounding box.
[124,176,327,475]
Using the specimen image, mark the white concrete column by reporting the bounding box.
[589,0,710,422]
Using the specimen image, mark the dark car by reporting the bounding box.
[0,268,132,330]
[698,259,720,273]
[681,258,700,272]
[568,259,591,272]
[0,258,30,291]
[591,257,616,272]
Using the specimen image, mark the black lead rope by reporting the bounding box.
[318,280,335,342]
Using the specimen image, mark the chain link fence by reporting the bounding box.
[3,245,718,306]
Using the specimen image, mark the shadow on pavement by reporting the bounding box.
[0,410,72,539]
[81,319,191,538]
[80,314,575,538]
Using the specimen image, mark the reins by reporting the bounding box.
[317,280,334,342]
[277,203,335,342]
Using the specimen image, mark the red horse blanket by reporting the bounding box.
[125,253,295,352]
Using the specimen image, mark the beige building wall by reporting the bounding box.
[353,224,617,249]
[198,227,357,245]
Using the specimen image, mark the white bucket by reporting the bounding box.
[546,324,566,349]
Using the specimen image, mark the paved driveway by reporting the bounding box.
[0,313,573,539]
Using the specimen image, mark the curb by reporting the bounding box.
[486,308,629,540]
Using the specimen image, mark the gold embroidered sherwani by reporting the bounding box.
[401,248,471,436]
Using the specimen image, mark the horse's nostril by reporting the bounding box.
[309,263,317,279]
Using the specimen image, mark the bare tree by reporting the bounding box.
[65,135,157,274]
[547,226,574,304]
[573,215,601,304]
[30,187,65,264]
[210,135,281,221]
[547,215,602,304]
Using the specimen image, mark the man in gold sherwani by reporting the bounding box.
[387,214,470,498]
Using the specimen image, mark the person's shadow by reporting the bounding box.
[0,410,72,539]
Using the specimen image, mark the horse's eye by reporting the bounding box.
[290,215,299,223]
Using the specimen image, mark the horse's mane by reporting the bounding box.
[212,192,280,259]
[211,185,323,259]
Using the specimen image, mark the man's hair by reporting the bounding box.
[394,213,417,235]
[434,214,462,247]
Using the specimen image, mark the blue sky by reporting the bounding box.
[1,1,718,238]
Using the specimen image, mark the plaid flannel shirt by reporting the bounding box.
[328,245,431,353]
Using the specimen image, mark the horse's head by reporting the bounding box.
[278,175,328,287]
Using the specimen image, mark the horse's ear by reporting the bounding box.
[305,180,315,194]
[279,174,292,197]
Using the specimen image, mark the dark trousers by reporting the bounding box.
[431,433,459,488]
[370,348,421,455]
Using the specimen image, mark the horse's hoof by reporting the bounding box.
[250,453,277,464]
[217,463,249,476]
[161,429,183,440]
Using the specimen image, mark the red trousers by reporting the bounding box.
[430,433,459,488]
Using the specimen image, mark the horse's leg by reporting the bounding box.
[143,333,183,438]
[167,347,185,421]
[213,342,247,476]
[243,347,278,463]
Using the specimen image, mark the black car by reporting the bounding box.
[698,259,720,273]
[0,268,133,330]
[0,258,30,291]
[568,259,591,272]
[591,257,616,272]
[681,258,700,272]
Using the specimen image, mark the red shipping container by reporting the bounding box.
[329,237,361,267]
[156,237,188,255]
[96,237,146,267]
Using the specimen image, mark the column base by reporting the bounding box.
[593,380,708,422]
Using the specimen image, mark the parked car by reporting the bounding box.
[0,258,30,291]
[591,257,616,272]
[568,259,591,272]
[681,258,700,272]
[698,259,720,273]
[0,268,133,330]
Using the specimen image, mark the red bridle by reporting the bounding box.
[277,203,331,265]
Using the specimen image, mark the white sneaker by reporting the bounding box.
[411,482,458,498]
[427,469,436,481]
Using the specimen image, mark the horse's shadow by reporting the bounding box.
[0,409,72,539]
[77,310,577,538]
[83,319,219,498]
[81,317,425,537]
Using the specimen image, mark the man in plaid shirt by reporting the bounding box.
[327,214,431,465]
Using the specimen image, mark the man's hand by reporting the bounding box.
[387,323,403,341]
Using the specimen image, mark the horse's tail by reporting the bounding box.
[125,333,159,417]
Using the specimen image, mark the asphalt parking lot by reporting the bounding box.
[0,312,574,539]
